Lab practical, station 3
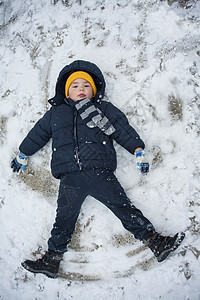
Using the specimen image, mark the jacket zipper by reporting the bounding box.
[73,110,82,170]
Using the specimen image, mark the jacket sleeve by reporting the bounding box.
[105,102,145,154]
[19,109,52,156]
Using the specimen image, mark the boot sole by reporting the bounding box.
[157,232,185,262]
[21,261,58,279]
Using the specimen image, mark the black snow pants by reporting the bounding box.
[48,170,155,253]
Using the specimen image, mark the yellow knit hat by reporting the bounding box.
[65,71,97,98]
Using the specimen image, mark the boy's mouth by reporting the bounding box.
[78,94,86,98]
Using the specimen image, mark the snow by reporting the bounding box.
[0,0,200,299]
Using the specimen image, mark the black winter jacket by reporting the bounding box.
[19,60,145,179]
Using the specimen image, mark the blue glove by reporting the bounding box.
[11,151,28,173]
[135,149,149,174]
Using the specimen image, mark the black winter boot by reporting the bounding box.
[21,250,63,278]
[143,231,185,262]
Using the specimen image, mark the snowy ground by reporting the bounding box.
[0,0,200,299]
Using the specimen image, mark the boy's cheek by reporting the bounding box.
[68,91,77,101]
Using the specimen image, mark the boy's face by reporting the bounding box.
[68,78,93,101]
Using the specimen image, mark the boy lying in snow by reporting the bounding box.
[11,60,185,278]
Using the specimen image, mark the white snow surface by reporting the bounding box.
[1,0,200,299]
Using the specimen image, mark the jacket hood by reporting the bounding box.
[49,60,106,106]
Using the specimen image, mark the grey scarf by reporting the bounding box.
[75,98,115,136]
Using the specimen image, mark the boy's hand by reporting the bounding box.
[11,151,28,173]
[135,149,149,175]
